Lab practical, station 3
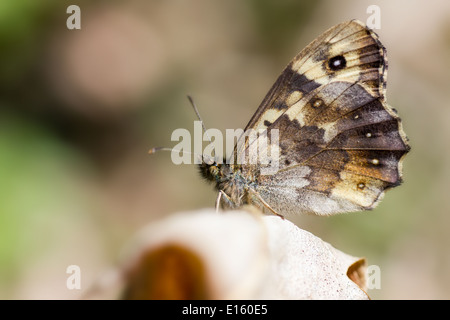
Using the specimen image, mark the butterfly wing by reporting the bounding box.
[235,20,409,215]
[242,20,387,134]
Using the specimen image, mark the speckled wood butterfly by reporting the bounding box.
[198,20,410,217]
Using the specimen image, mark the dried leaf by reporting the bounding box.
[86,209,369,300]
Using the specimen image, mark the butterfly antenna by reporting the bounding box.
[187,95,211,142]
[148,96,216,164]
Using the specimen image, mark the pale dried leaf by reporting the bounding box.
[85,209,369,300]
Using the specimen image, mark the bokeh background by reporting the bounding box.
[0,0,449,299]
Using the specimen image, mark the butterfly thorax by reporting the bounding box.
[199,161,258,208]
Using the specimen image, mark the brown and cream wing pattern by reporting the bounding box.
[237,20,409,215]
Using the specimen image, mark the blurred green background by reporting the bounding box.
[0,0,449,299]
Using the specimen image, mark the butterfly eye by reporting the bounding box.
[210,165,219,176]
[357,183,366,190]
[328,55,346,71]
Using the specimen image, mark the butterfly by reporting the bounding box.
[158,20,410,217]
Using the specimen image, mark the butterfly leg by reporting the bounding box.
[215,191,222,212]
[247,188,284,219]
[215,190,232,212]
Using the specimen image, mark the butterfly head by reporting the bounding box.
[198,157,232,186]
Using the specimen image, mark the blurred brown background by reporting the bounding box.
[0,0,449,299]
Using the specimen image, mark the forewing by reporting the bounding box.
[242,19,387,134]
